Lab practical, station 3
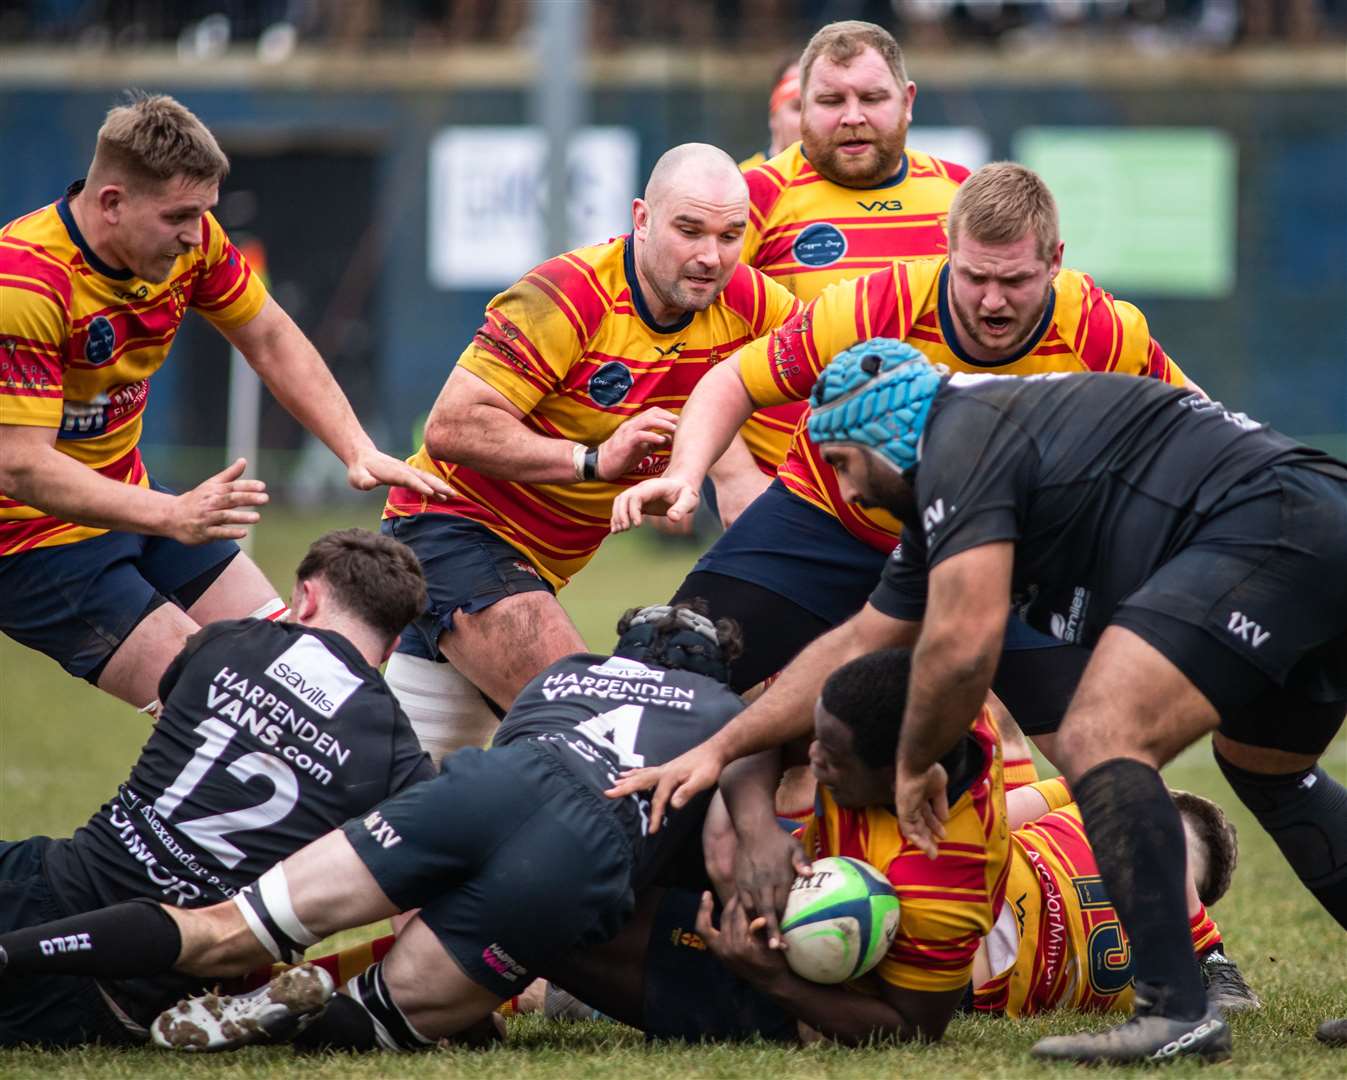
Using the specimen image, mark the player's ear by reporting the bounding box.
[97,184,126,224]
[290,577,318,623]
[903,81,917,123]
[1049,240,1064,278]
[631,197,651,239]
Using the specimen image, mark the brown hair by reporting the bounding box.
[946,161,1060,263]
[295,529,426,647]
[799,21,908,93]
[90,92,229,190]
[1173,789,1239,908]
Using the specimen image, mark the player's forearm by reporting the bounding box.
[0,435,175,535]
[899,622,1002,774]
[719,749,785,836]
[664,359,756,484]
[426,403,584,484]
[709,611,893,766]
[241,318,377,467]
[754,970,914,1045]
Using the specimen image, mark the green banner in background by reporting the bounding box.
[1015,127,1237,298]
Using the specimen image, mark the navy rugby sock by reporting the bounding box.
[0,897,181,978]
[1074,758,1208,1021]
[1215,753,1347,929]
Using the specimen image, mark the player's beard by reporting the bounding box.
[663,264,729,314]
[949,281,1053,358]
[854,457,918,525]
[802,117,907,188]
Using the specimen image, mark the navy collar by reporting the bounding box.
[936,261,1055,368]
[58,179,134,281]
[623,235,695,335]
[801,145,909,190]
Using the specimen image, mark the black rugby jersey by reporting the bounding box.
[871,372,1347,648]
[44,619,433,913]
[497,653,743,885]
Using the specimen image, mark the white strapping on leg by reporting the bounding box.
[384,652,498,767]
[247,597,290,622]
[258,864,321,948]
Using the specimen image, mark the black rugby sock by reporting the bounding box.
[0,897,181,978]
[291,992,381,1052]
[1215,753,1347,929]
[1074,758,1208,1021]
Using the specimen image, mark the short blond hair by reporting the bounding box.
[946,162,1060,263]
[799,21,908,93]
[90,92,229,190]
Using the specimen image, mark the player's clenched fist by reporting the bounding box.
[594,407,678,482]
[167,458,268,544]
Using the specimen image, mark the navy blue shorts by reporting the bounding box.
[382,513,554,661]
[344,741,635,999]
[0,484,238,681]
[0,838,136,1047]
[641,887,796,1043]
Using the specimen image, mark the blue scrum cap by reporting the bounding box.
[807,339,942,472]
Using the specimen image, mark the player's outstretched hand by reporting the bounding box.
[735,825,812,950]
[596,407,678,482]
[610,474,699,533]
[170,458,268,544]
[346,447,452,500]
[605,741,726,833]
[694,892,788,985]
[895,760,950,860]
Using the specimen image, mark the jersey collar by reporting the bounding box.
[801,145,909,190]
[936,261,1055,368]
[623,234,695,335]
[58,179,135,281]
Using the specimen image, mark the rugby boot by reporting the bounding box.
[1317,1018,1347,1046]
[1200,948,1262,1014]
[152,962,334,1051]
[1031,984,1231,1065]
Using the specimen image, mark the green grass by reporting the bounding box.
[2,508,1345,1077]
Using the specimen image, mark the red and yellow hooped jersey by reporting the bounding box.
[798,705,1009,993]
[736,145,968,475]
[383,235,801,588]
[738,256,1188,553]
[0,185,269,554]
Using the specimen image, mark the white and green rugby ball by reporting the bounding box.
[780,855,901,984]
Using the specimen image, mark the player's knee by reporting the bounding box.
[1214,748,1347,891]
[384,652,497,765]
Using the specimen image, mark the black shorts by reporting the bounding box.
[343,741,635,999]
[0,838,136,1047]
[641,888,796,1043]
[1113,463,1347,754]
[382,513,555,661]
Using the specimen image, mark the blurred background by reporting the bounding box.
[2,0,1343,511]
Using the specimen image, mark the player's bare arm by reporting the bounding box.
[694,892,957,1044]
[896,542,1012,857]
[222,298,450,500]
[0,424,267,544]
[718,748,812,949]
[610,354,756,531]
[608,602,916,826]
[706,433,773,529]
[426,365,676,485]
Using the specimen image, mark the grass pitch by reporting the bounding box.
[1,505,1344,1078]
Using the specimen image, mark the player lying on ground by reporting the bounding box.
[0,93,448,714]
[617,343,1347,1061]
[0,603,765,1051]
[378,143,801,762]
[0,528,433,1046]
[146,648,1240,1050]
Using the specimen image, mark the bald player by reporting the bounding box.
[378,144,802,760]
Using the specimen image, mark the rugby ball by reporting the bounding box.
[780,856,901,984]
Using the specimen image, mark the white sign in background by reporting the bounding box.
[428,126,639,290]
[907,127,992,172]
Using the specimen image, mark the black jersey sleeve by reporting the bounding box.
[911,394,1036,569]
[868,528,930,622]
[387,704,435,793]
